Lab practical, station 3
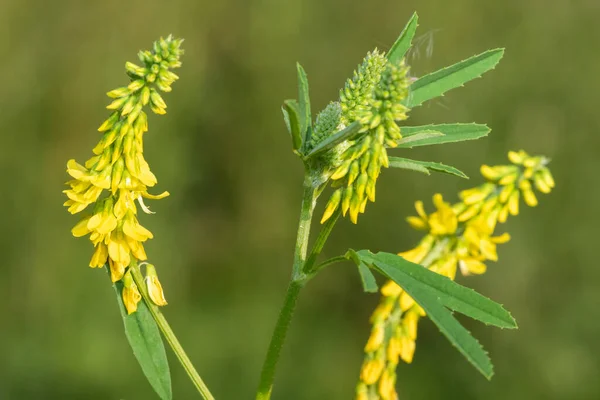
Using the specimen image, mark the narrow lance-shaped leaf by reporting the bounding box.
[389,157,468,179]
[111,272,172,400]
[282,99,303,150]
[406,48,504,108]
[349,250,517,379]
[296,63,312,146]
[304,121,363,159]
[387,12,419,64]
[397,123,490,148]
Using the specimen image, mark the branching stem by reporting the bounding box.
[255,174,318,400]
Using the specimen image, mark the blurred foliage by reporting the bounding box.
[0,0,598,399]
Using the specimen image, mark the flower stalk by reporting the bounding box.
[130,264,215,400]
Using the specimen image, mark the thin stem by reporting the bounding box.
[256,176,317,400]
[303,208,340,275]
[130,267,215,400]
[311,255,347,274]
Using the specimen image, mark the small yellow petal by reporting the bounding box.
[360,359,385,385]
[72,217,92,237]
[399,292,415,311]
[459,259,487,275]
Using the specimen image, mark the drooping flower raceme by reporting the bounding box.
[356,150,554,400]
[64,36,183,314]
[312,50,411,224]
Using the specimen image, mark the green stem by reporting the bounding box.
[131,267,215,400]
[256,176,317,400]
[303,208,340,275]
[311,255,347,274]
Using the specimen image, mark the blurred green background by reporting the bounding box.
[1,0,597,399]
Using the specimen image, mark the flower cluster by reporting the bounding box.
[317,50,411,224]
[64,36,183,314]
[356,150,554,400]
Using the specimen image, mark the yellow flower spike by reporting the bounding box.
[144,264,168,306]
[365,323,385,352]
[359,154,553,398]
[122,271,142,314]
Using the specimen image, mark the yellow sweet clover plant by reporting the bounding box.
[357,151,554,400]
[62,13,552,400]
[64,36,215,400]
[256,12,520,400]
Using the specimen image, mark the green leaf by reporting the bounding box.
[357,262,379,293]
[406,48,504,108]
[389,157,468,179]
[398,123,490,148]
[112,277,172,400]
[347,249,378,293]
[304,121,363,158]
[387,12,418,64]
[297,63,312,145]
[350,250,517,379]
[282,99,303,150]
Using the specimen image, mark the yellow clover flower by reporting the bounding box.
[356,150,554,400]
[64,36,183,312]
